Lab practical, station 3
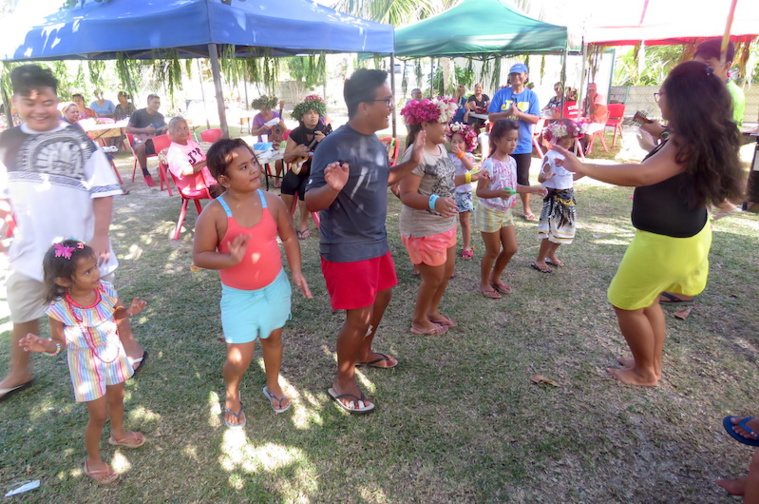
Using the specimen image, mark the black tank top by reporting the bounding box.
[631,143,707,238]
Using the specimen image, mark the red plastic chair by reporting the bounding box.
[151,134,174,194]
[585,110,611,155]
[379,136,400,166]
[561,101,579,120]
[126,133,172,190]
[168,169,213,240]
[199,128,222,143]
[605,103,626,148]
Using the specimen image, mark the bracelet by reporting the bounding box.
[456,151,465,159]
[428,194,440,211]
[48,342,61,357]
[464,172,472,184]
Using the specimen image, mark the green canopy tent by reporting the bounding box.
[377,0,576,136]
[393,0,572,58]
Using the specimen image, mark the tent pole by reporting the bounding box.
[579,38,587,117]
[208,43,229,139]
[197,59,211,130]
[560,49,567,119]
[390,53,397,140]
[720,0,738,65]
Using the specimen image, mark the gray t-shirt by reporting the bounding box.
[307,124,390,262]
[398,144,456,238]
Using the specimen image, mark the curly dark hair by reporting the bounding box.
[205,138,258,180]
[42,239,95,303]
[488,119,519,158]
[663,61,743,206]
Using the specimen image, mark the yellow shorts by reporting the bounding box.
[476,204,514,233]
[607,223,712,311]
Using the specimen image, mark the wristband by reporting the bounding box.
[456,151,465,159]
[464,172,472,184]
[48,342,61,357]
[428,194,440,211]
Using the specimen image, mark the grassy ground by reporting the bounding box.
[1,146,758,503]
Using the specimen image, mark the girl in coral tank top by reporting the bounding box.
[193,139,312,429]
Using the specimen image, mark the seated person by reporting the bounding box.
[466,82,490,130]
[72,93,97,120]
[580,83,608,151]
[250,95,287,186]
[59,102,84,132]
[542,82,564,118]
[282,96,331,239]
[451,84,469,123]
[90,90,115,118]
[125,93,168,187]
[166,117,223,198]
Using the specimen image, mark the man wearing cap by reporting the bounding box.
[488,63,541,220]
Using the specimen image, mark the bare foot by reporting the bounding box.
[715,477,746,496]
[615,357,662,381]
[607,367,659,387]
[547,257,564,267]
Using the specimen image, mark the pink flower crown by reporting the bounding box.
[446,123,478,152]
[543,119,585,142]
[401,98,458,126]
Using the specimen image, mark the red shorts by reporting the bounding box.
[321,251,398,311]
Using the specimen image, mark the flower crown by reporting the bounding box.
[401,98,458,125]
[446,122,478,152]
[251,95,278,110]
[542,119,585,142]
[291,95,327,121]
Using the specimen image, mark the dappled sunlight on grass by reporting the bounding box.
[207,390,223,429]
[183,445,199,462]
[123,243,143,261]
[110,451,132,474]
[128,405,161,424]
[278,375,324,430]
[219,436,318,497]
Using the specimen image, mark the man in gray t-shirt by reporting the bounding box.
[306,69,424,414]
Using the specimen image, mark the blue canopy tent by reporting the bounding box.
[0,0,395,135]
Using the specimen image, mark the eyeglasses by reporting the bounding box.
[653,91,666,103]
[366,97,395,108]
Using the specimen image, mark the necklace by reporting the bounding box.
[64,288,118,364]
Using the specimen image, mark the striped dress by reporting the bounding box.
[47,281,133,402]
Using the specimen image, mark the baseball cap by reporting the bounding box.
[509,63,528,75]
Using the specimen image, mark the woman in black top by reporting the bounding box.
[466,83,490,131]
[553,61,743,387]
[282,96,331,239]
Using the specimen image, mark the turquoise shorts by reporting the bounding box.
[220,269,292,344]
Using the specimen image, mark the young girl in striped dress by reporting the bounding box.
[19,240,147,485]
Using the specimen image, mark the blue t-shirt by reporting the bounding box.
[90,100,115,116]
[488,87,540,155]
[307,124,390,263]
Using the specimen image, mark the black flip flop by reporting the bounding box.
[0,378,35,402]
[530,262,552,274]
[130,350,149,378]
[659,292,693,304]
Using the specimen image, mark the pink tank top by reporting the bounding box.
[217,190,282,290]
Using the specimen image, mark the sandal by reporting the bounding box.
[524,212,537,221]
[491,281,512,294]
[223,400,246,429]
[356,352,398,369]
[410,324,448,335]
[83,460,119,485]
[262,386,291,414]
[430,315,458,327]
[480,288,502,300]
[327,387,374,414]
[459,249,473,260]
[108,431,146,449]
[530,262,553,274]
[296,229,310,240]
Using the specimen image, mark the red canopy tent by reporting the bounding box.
[584,0,759,45]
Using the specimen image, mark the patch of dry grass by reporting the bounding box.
[1,150,758,503]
